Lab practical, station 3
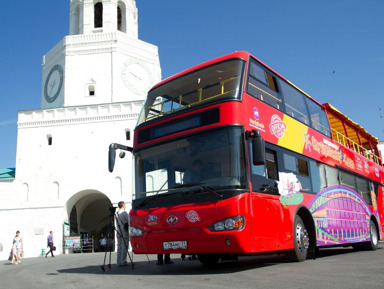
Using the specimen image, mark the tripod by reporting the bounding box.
[101,207,135,271]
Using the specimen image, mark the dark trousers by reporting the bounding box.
[46,242,54,257]
[157,254,171,264]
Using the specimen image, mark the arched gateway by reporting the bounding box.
[66,190,113,252]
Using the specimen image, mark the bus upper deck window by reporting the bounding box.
[266,72,279,92]
[247,60,283,110]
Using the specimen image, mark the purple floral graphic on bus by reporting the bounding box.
[308,185,371,246]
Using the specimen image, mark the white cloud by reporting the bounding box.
[0,120,16,126]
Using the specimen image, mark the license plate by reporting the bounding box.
[163,240,188,250]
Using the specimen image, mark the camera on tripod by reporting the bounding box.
[109,206,117,216]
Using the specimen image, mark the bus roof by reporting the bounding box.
[151,51,324,106]
[324,103,378,145]
[149,51,379,146]
[151,51,251,90]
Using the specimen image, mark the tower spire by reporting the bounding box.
[69,0,138,37]
[42,0,160,109]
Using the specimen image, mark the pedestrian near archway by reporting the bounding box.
[46,231,55,258]
[11,230,23,265]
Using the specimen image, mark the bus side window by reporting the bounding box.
[324,165,339,187]
[339,171,357,190]
[373,183,382,207]
[249,144,278,181]
[282,153,311,192]
[247,59,283,110]
[266,149,278,180]
[306,98,331,137]
[265,71,279,92]
[249,60,266,82]
[309,161,324,194]
[356,177,372,205]
[249,144,279,194]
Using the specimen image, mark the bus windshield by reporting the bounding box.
[137,59,245,125]
[133,127,247,206]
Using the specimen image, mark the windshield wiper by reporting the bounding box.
[200,185,223,200]
[135,183,223,209]
[179,183,223,200]
[135,192,172,209]
[136,180,169,209]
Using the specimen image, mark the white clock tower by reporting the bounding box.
[42,0,161,108]
[0,0,162,260]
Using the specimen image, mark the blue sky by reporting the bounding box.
[1,0,384,168]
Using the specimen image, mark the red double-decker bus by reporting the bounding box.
[124,51,383,265]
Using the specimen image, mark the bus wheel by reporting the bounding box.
[197,254,220,266]
[289,215,309,262]
[364,220,379,251]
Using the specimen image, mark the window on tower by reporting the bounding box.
[117,1,126,33]
[47,135,53,146]
[94,2,103,28]
[88,85,95,96]
[117,6,122,31]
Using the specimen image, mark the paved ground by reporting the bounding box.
[2,245,384,289]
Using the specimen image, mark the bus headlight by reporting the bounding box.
[207,216,245,232]
[129,226,145,237]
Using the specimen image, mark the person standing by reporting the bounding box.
[99,234,107,252]
[156,254,173,265]
[46,231,55,258]
[116,201,129,266]
[11,230,23,265]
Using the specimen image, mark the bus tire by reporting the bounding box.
[288,215,309,262]
[364,219,379,251]
[197,254,220,266]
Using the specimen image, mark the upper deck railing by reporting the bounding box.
[324,103,382,166]
[331,128,381,165]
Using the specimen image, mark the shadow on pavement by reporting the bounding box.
[56,245,382,276]
[57,254,286,276]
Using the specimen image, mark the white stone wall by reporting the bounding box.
[0,102,142,260]
[0,207,64,260]
[16,102,141,200]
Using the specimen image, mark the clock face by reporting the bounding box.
[121,59,152,95]
[44,65,63,103]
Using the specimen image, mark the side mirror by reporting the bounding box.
[108,143,133,173]
[252,137,266,166]
[108,149,116,173]
[247,130,265,166]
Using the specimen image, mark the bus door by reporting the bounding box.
[248,143,288,252]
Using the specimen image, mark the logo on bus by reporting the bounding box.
[269,114,287,139]
[249,107,265,132]
[166,215,178,225]
[253,107,260,120]
[147,215,158,225]
[185,210,201,223]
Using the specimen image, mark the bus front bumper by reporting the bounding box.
[130,227,251,255]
